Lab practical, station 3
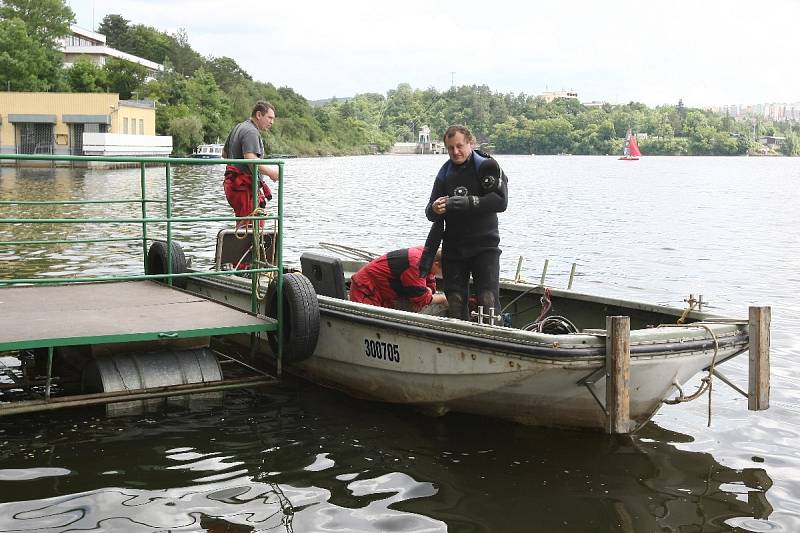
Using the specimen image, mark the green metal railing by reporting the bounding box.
[0,153,285,360]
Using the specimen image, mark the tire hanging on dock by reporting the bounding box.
[265,272,320,362]
[146,240,188,289]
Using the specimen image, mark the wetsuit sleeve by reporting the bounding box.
[425,164,448,222]
[471,171,508,214]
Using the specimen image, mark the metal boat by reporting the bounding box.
[187,241,768,433]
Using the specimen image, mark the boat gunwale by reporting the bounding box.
[187,272,748,363]
[319,302,749,362]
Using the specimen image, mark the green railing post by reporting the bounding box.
[276,162,284,377]
[165,162,173,286]
[250,162,259,314]
[45,346,54,399]
[140,162,148,272]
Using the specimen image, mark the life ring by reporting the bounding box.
[146,240,188,289]
[265,272,320,362]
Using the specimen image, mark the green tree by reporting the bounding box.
[66,57,108,92]
[168,114,203,155]
[97,14,130,49]
[530,117,573,154]
[124,23,172,64]
[0,0,73,48]
[169,28,204,76]
[0,0,73,91]
[781,132,800,156]
[206,56,252,92]
[181,67,230,142]
[0,18,52,90]
[103,57,147,99]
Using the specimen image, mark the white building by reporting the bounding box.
[61,25,163,76]
[539,90,578,103]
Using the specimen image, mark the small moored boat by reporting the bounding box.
[192,143,224,159]
[185,238,769,433]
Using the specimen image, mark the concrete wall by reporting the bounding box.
[0,92,169,161]
[117,102,156,136]
[390,142,446,155]
[391,142,420,154]
[0,92,117,154]
[83,133,172,157]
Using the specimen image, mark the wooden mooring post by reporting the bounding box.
[748,306,770,411]
[606,315,631,434]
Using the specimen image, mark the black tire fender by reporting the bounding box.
[265,272,320,362]
[146,240,187,289]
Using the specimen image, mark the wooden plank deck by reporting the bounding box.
[0,281,272,351]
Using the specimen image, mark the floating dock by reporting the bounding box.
[0,153,289,416]
[1,281,270,351]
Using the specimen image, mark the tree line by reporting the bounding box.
[1,0,798,156]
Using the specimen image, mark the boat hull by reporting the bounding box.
[298,299,746,430]
[187,276,749,431]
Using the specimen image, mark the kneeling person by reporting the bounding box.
[350,246,447,311]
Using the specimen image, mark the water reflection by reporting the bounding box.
[0,383,774,533]
[1,157,797,531]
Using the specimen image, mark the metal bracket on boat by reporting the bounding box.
[514,256,524,283]
[677,293,705,323]
[471,306,504,327]
[577,367,608,416]
[512,257,577,289]
[711,369,749,399]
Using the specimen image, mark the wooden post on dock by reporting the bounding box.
[606,316,631,434]
[748,306,770,411]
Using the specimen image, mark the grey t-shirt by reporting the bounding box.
[223,119,264,173]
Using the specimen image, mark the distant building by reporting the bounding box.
[391,125,444,155]
[60,25,163,76]
[539,90,578,103]
[757,135,785,146]
[709,101,800,122]
[0,92,172,164]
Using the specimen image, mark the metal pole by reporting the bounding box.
[514,256,523,282]
[0,376,275,417]
[45,347,54,399]
[568,262,576,290]
[165,162,173,286]
[276,162,284,378]
[539,259,549,286]
[140,162,148,271]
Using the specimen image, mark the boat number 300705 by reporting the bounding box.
[364,339,400,363]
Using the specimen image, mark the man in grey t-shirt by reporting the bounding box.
[222,101,278,225]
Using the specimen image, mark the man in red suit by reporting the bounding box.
[350,246,447,311]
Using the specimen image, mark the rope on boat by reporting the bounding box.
[232,207,276,298]
[662,323,720,427]
[677,297,699,324]
[516,288,579,334]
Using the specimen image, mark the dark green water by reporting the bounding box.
[1,156,797,531]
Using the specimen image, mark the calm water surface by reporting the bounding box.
[0,155,798,532]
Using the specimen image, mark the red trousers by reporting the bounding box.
[223,165,272,227]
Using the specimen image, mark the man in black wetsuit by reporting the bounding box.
[424,125,508,320]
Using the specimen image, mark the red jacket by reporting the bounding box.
[350,246,436,310]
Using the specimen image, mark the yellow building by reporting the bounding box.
[0,92,171,160]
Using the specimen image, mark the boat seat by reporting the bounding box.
[300,253,346,299]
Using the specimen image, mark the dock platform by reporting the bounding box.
[0,281,273,351]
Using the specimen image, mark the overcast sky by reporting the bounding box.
[67,0,799,108]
